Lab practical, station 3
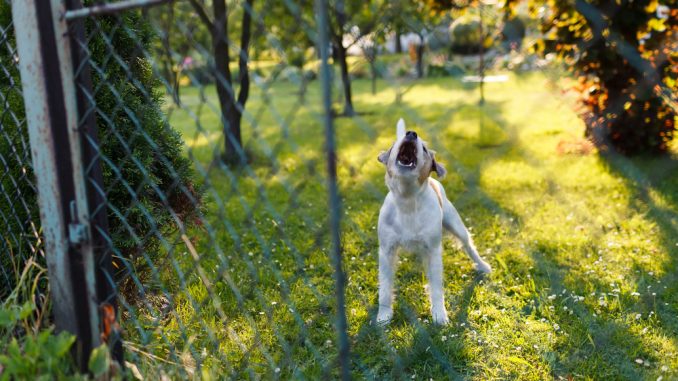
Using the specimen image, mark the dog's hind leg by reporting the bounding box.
[442,201,492,274]
[377,243,398,324]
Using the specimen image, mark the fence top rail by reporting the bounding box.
[63,0,170,21]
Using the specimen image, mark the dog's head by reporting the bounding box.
[378,119,446,185]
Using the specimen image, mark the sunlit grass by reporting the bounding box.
[123,71,678,380]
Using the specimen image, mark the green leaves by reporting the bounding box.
[0,329,79,381]
[88,344,111,378]
[0,302,34,329]
[529,0,677,154]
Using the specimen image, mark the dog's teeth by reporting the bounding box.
[397,159,415,167]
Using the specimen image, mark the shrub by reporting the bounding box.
[84,10,200,262]
[427,25,452,52]
[0,2,200,284]
[500,16,526,50]
[535,0,676,154]
[0,305,82,380]
[183,63,218,86]
[427,62,465,77]
[449,15,493,55]
[0,249,114,379]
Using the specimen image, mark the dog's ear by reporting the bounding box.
[430,151,446,178]
[396,118,406,140]
[378,148,391,165]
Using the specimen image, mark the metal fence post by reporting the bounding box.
[316,0,351,379]
[12,0,102,372]
[65,0,124,366]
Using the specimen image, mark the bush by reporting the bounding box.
[449,15,493,55]
[182,63,217,86]
[0,251,118,379]
[427,24,452,52]
[538,0,677,154]
[0,309,81,380]
[500,16,526,50]
[85,11,200,261]
[427,62,465,77]
[389,58,413,77]
[0,2,200,283]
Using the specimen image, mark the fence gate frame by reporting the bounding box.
[11,0,127,371]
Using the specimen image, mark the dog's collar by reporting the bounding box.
[428,178,443,209]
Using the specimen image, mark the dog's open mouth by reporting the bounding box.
[396,141,417,168]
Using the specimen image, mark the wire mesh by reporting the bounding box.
[1,0,676,379]
[0,0,44,300]
[66,2,540,377]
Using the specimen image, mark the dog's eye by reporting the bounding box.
[423,146,428,153]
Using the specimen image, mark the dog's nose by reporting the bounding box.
[405,131,417,141]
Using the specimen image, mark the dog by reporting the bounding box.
[376,119,492,325]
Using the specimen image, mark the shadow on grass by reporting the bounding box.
[428,96,675,378]
[497,143,678,378]
[600,152,678,343]
[527,240,652,379]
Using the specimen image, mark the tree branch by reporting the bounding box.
[187,0,215,33]
[237,0,253,106]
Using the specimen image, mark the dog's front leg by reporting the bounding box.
[377,243,398,324]
[426,244,449,325]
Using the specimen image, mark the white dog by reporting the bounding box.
[376,119,492,325]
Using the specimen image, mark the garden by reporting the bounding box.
[0,0,676,379]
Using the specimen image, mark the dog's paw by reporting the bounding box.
[376,308,393,324]
[475,260,492,274]
[431,307,449,325]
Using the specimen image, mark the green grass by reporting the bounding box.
[121,72,678,380]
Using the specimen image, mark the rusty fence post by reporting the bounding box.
[11,0,106,372]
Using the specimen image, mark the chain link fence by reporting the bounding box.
[0,0,44,301]
[1,0,676,379]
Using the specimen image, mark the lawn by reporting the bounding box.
[120,72,678,380]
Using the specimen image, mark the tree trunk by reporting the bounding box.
[331,0,353,116]
[211,0,241,164]
[370,59,377,94]
[235,0,253,143]
[395,27,402,53]
[416,33,424,79]
[334,38,354,116]
[299,73,308,103]
[478,8,485,105]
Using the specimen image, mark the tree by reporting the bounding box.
[188,0,254,164]
[359,37,380,94]
[264,0,316,102]
[328,0,383,116]
[149,1,211,104]
[518,0,677,154]
[385,1,458,79]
